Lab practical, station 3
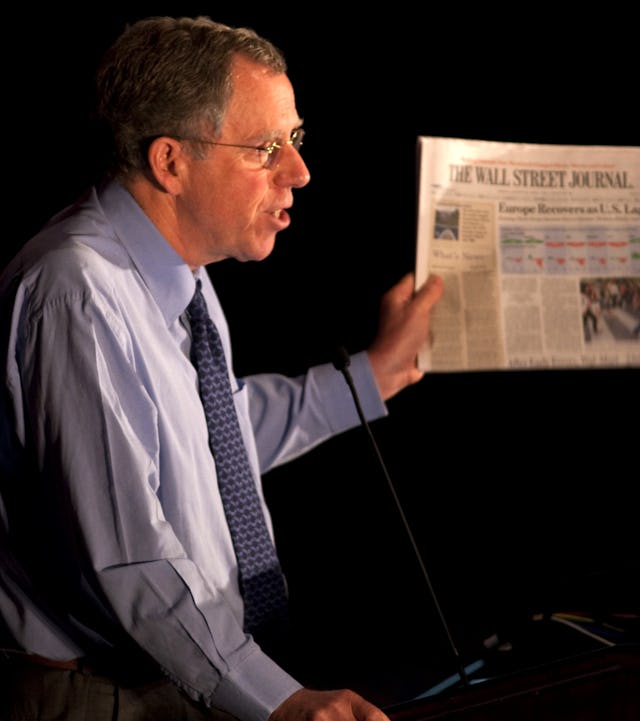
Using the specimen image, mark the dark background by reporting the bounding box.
[6,4,639,707]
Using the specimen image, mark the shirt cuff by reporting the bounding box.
[212,646,303,721]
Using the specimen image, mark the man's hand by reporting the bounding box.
[269,687,391,721]
[368,272,444,401]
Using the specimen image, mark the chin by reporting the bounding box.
[247,236,277,262]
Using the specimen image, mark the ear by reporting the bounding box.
[146,136,185,193]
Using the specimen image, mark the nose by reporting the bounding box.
[272,144,311,188]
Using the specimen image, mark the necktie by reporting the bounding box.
[187,279,288,635]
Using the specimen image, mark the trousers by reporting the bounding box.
[0,659,238,721]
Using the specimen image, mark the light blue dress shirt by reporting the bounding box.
[0,179,387,721]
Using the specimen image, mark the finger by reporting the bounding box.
[417,273,444,302]
[387,272,415,306]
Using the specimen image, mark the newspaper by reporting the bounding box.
[415,136,640,372]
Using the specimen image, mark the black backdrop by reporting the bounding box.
[7,4,639,706]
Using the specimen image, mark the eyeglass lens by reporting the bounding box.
[266,129,305,169]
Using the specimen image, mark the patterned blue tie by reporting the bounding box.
[187,279,288,635]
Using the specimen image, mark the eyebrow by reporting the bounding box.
[269,119,304,141]
[248,121,305,148]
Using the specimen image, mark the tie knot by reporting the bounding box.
[188,279,208,323]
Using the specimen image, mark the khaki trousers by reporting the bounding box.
[0,661,238,721]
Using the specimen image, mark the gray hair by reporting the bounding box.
[95,16,287,178]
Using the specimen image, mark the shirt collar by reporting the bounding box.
[97,179,198,325]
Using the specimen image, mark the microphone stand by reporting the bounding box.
[332,346,469,688]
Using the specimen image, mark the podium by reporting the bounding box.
[386,645,639,721]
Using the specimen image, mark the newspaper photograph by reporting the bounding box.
[414,136,640,372]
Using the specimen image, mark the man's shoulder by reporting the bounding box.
[1,193,138,325]
[7,186,128,285]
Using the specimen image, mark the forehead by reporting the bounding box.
[223,55,301,137]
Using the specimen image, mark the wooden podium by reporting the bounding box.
[387,645,639,721]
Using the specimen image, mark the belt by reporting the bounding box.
[1,649,89,671]
[1,648,162,684]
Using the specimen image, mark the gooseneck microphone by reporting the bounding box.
[332,346,469,688]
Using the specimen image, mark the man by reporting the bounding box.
[0,16,443,721]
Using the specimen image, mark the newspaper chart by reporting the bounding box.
[414,136,640,372]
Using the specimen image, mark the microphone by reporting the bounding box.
[332,346,469,689]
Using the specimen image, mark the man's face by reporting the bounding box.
[177,54,311,266]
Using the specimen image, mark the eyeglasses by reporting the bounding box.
[176,128,305,170]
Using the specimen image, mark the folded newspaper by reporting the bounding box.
[415,136,640,371]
